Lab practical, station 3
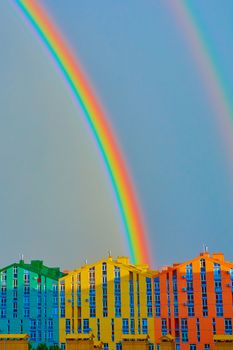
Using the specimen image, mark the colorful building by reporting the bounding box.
[59,256,156,350]
[153,251,233,350]
[0,259,65,348]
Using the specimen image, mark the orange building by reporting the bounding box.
[153,251,233,350]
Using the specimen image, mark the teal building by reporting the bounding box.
[0,259,65,348]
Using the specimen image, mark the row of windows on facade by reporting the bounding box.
[65,317,149,336]
[160,317,232,341]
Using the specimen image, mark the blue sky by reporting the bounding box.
[1,1,233,269]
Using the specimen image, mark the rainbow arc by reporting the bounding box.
[15,0,152,265]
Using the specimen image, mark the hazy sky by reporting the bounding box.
[1,1,233,269]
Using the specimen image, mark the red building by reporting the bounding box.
[154,251,233,350]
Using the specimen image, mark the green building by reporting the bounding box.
[0,259,65,348]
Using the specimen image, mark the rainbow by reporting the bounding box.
[169,2,233,167]
[14,0,152,265]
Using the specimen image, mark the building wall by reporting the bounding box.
[0,260,63,348]
[59,256,155,350]
[154,252,233,350]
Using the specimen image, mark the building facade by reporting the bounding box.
[0,259,65,348]
[153,252,233,350]
[59,256,156,350]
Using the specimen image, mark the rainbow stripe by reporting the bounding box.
[14,0,152,265]
[169,2,233,166]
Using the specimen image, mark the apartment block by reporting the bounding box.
[59,256,156,350]
[0,259,65,348]
[153,251,233,350]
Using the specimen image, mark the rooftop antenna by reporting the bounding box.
[108,250,112,258]
[20,253,24,261]
[203,244,208,253]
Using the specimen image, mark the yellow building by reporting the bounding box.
[59,256,155,350]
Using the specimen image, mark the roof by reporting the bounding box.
[60,256,157,280]
[0,260,65,281]
[121,334,149,341]
[0,334,29,340]
[214,335,233,342]
[155,252,233,275]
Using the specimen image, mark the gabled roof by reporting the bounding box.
[0,260,65,281]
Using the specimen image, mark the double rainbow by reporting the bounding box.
[14,0,152,265]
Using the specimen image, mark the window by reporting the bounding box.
[204,345,210,350]
[111,319,115,341]
[161,318,167,336]
[116,343,122,350]
[130,318,135,334]
[103,344,109,350]
[83,319,89,334]
[225,318,232,335]
[66,319,70,334]
[217,305,223,317]
[122,318,129,334]
[97,319,100,341]
[190,345,196,350]
[212,318,216,335]
[142,318,148,334]
[181,318,188,343]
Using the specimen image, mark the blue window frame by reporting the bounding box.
[65,319,70,334]
[190,345,196,350]
[83,319,89,334]
[116,344,122,350]
[142,318,148,334]
[122,318,129,334]
[161,318,167,336]
[225,318,232,335]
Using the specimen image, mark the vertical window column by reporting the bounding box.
[129,272,134,318]
[214,263,223,317]
[102,263,108,317]
[60,281,65,318]
[200,259,208,317]
[166,274,170,317]
[186,264,194,317]
[154,277,160,317]
[146,277,153,317]
[77,273,81,333]
[89,267,96,318]
[114,267,121,317]
[0,271,7,320]
[172,270,179,317]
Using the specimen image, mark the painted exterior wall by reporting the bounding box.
[0,260,65,348]
[59,256,155,350]
[154,252,233,350]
